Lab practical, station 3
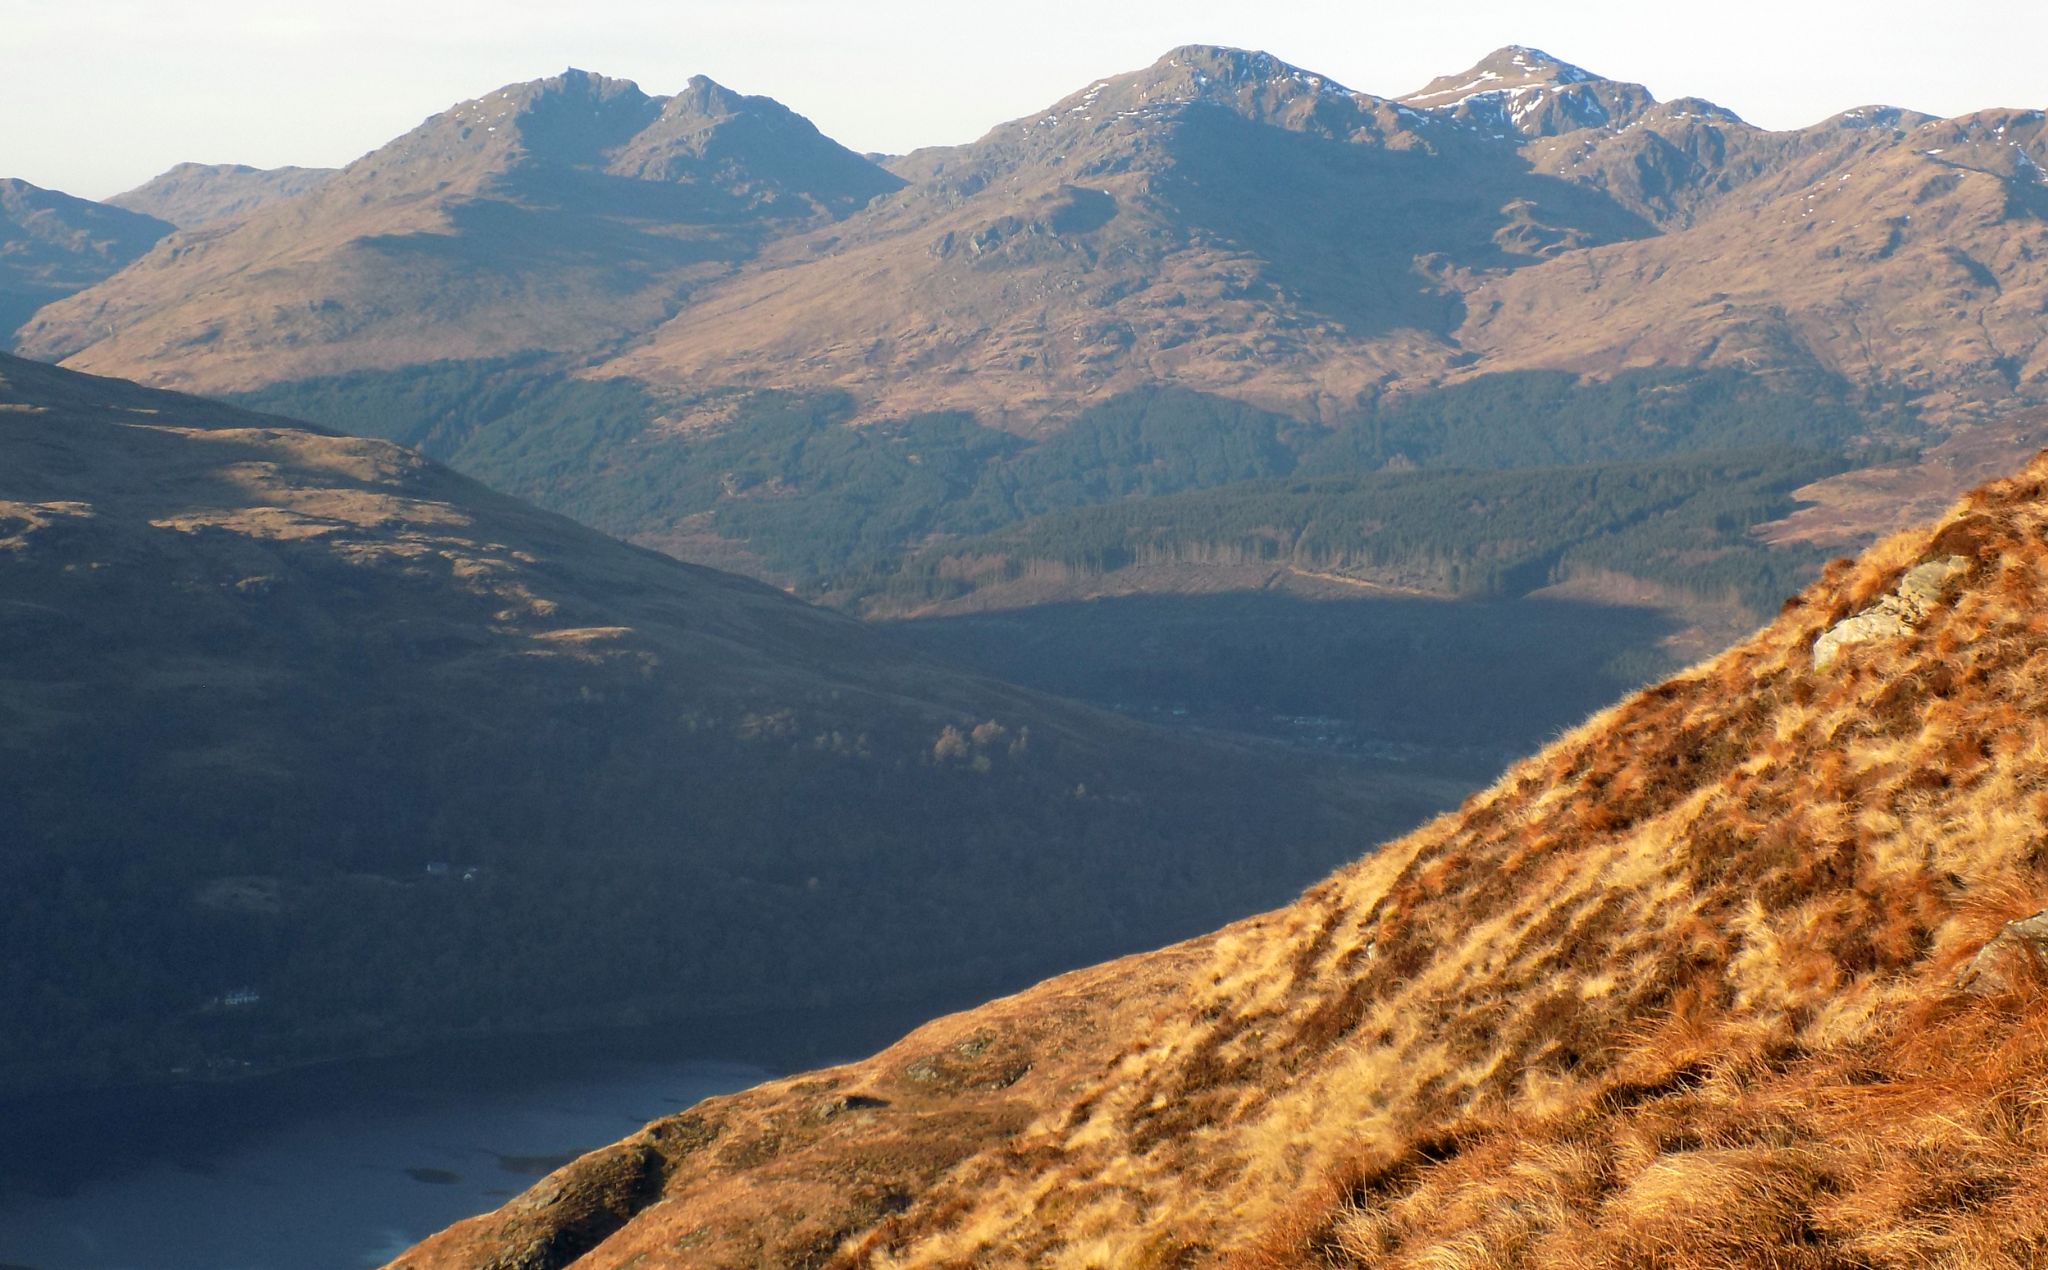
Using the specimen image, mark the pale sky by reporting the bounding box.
[5,0,2045,201]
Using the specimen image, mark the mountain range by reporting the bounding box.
[8,45,2043,666]
[22,45,2048,433]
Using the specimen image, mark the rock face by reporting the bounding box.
[394,454,2048,1268]
[1811,554,1969,666]
[1958,910,2048,994]
[1397,45,1659,138]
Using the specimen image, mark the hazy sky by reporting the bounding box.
[7,0,2046,200]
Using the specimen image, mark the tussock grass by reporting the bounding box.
[399,453,2048,1270]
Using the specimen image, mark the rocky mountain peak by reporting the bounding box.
[343,67,662,192]
[330,65,898,212]
[611,74,905,209]
[1124,44,1365,107]
[980,43,1407,152]
[1401,44,1654,138]
[1482,44,1599,83]
[665,73,750,119]
[1154,44,1337,85]
[1402,45,1601,108]
[1825,104,1934,132]
[522,65,645,105]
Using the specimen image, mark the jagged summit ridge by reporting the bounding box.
[356,65,900,210]
[1401,45,1601,107]
[11,64,905,387]
[1006,43,1397,141]
[1401,44,1658,138]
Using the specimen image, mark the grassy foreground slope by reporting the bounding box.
[0,354,1449,1097]
[400,452,2048,1268]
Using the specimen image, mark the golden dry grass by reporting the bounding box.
[397,454,2048,1269]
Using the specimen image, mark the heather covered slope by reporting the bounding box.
[399,452,2048,1268]
[0,353,1447,1097]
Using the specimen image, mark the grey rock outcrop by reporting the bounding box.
[1812,555,1969,668]
[1957,909,2048,995]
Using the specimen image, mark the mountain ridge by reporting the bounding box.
[14,68,902,390]
[106,161,337,229]
[26,46,2047,432]
[16,47,2048,599]
[588,45,2048,434]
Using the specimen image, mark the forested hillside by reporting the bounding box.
[236,365,1906,614]
[0,354,1451,1097]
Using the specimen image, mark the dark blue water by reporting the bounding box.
[0,1046,765,1270]
[0,998,976,1270]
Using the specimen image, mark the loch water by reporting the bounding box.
[0,1001,957,1270]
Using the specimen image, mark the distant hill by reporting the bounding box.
[1464,103,2048,422]
[0,178,169,347]
[107,161,336,228]
[17,69,903,391]
[394,445,2048,1270]
[0,353,1451,1097]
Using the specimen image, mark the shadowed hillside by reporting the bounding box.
[397,450,2048,1268]
[0,178,169,344]
[0,353,1453,1098]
